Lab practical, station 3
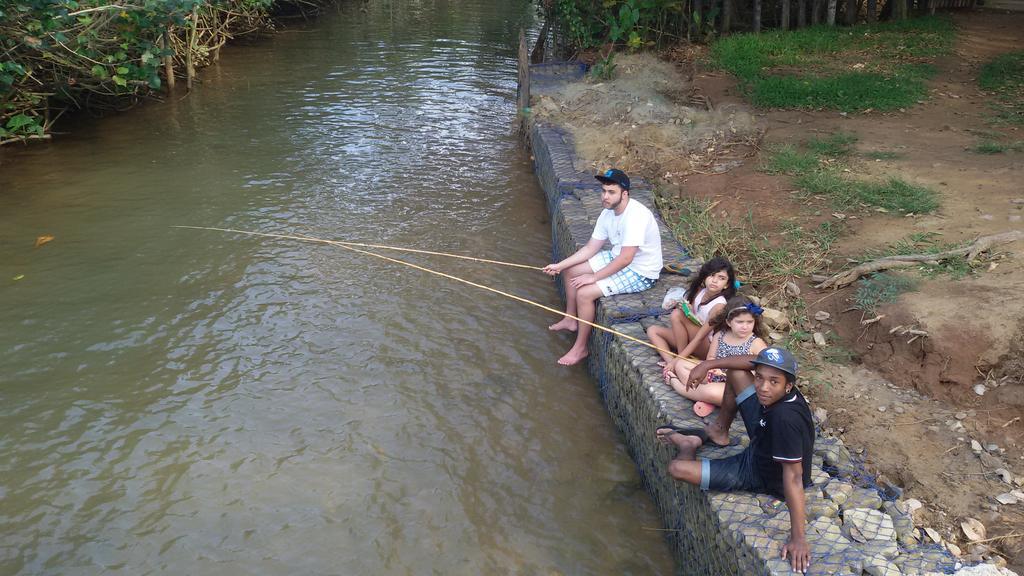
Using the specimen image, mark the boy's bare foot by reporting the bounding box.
[656,424,732,448]
[655,427,703,460]
[548,318,578,332]
[557,347,589,366]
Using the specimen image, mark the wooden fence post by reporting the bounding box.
[517,30,530,121]
[163,29,175,92]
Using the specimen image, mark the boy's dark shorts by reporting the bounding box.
[699,385,768,493]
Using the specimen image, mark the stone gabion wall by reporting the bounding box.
[528,115,959,576]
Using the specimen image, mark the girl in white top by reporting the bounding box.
[647,257,737,373]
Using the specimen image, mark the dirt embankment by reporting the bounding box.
[535,10,1024,570]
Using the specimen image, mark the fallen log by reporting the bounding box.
[816,231,1024,289]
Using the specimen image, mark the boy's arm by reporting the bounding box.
[685,354,757,388]
[781,461,811,572]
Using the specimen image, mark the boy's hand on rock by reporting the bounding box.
[782,536,810,573]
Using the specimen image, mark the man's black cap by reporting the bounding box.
[595,168,630,191]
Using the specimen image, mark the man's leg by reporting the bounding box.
[548,262,595,332]
[706,368,754,446]
[557,283,603,365]
[655,428,704,484]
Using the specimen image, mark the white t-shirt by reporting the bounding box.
[692,288,727,323]
[592,198,663,279]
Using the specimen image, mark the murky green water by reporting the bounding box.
[0,1,672,574]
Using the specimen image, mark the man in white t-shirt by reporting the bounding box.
[543,169,663,366]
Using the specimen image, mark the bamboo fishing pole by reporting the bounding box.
[175,225,684,360]
[171,225,544,271]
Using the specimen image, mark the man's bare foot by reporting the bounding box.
[655,427,703,460]
[557,347,589,366]
[548,318,578,332]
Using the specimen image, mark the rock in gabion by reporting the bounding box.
[844,487,885,511]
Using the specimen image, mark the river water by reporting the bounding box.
[0,1,673,574]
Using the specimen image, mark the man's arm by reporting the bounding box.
[684,355,757,389]
[542,237,604,276]
[781,461,810,572]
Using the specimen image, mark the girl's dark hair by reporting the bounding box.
[708,295,766,338]
[685,257,737,305]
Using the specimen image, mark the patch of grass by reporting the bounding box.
[806,132,858,158]
[711,16,954,111]
[853,272,916,314]
[793,172,938,214]
[750,68,931,112]
[852,178,939,214]
[972,140,1024,154]
[656,195,840,302]
[763,133,938,214]
[761,144,820,175]
[979,51,1024,126]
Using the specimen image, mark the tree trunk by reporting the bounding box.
[781,0,791,29]
[753,0,762,31]
[693,0,703,38]
[798,0,807,26]
[812,0,822,24]
[827,0,837,24]
[722,0,732,33]
[845,0,857,24]
[893,0,907,20]
[866,0,876,21]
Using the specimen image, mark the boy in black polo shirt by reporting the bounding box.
[655,346,814,573]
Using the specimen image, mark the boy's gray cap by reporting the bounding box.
[751,347,798,379]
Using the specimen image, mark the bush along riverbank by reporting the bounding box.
[0,0,332,146]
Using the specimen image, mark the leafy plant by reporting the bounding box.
[590,51,618,80]
[853,273,916,314]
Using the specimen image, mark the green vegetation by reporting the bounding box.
[0,0,323,143]
[763,132,939,214]
[805,132,857,157]
[979,50,1024,126]
[853,272,916,314]
[710,16,955,111]
[972,140,1024,154]
[657,195,838,301]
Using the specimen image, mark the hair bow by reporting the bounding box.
[745,302,764,316]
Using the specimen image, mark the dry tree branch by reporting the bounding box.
[816,231,1024,290]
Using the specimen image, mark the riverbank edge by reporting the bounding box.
[525,114,961,574]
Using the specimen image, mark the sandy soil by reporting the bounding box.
[535,10,1024,569]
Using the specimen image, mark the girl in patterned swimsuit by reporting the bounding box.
[665,295,768,412]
